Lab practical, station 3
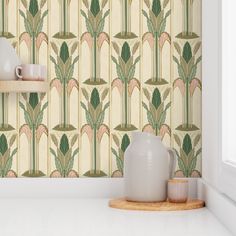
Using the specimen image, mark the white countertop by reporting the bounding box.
[0,198,232,236]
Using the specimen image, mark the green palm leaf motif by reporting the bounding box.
[0,134,8,155]
[121,42,131,63]
[112,41,140,131]
[174,133,201,177]
[183,134,192,155]
[143,0,171,85]
[19,93,48,177]
[173,41,202,131]
[152,0,161,17]
[183,42,192,63]
[121,134,130,153]
[0,134,17,178]
[29,93,39,109]
[50,134,79,177]
[90,0,100,16]
[111,134,130,176]
[90,88,100,109]
[50,41,79,131]
[20,0,48,64]
[60,42,69,63]
[60,134,69,155]
[29,0,39,17]
[81,88,109,177]
[152,88,161,109]
[142,88,171,137]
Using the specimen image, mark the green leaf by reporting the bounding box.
[101,88,109,100]
[144,0,150,8]
[90,0,100,16]
[163,0,169,8]
[82,0,89,8]
[195,56,202,65]
[0,134,8,155]
[152,0,161,17]
[35,10,48,34]
[29,93,39,109]
[21,0,28,8]
[96,111,105,128]
[70,135,78,147]
[189,156,197,174]
[132,42,140,55]
[51,42,58,55]
[174,42,181,55]
[40,0,46,8]
[60,42,69,64]
[3,148,17,176]
[9,134,17,147]
[143,88,150,100]
[173,134,181,147]
[90,88,100,109]
[194,134,201,147]
[51,134,58,147]
[163,88,170,101]
[97,18,105,35]
[72,148,79,160]
[112,42,120,55]
[81,10,94,36]
[97,9,109,34]
[183,134,192,155]
[60,134,69,155]
[65,157,74,175]
[102,0,108,8]
[183,42,192,63]
[19,103,33,128]
[121,134,130,153]
[152,88,161,109]
[116,156,123,173]
[71,42,78,55]
[142,10,155,34]
[121,42,131,63]
[147,110,156,128]
[178,157,187,176]
[112,134,120,147]
[195,148,202,158]
[194,42,201,55]
[19,9,26,19]
[29,0,39,17]
[142,101,149,111]
[81,88,89,100]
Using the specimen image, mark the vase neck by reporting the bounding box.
[131,131,161,143]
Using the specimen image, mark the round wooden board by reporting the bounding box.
[109,198,205,211]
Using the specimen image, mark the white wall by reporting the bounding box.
[202,0,220,189]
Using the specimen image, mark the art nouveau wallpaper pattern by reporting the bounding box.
[0,0,201,177]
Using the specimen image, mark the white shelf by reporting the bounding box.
[0,80,48,93]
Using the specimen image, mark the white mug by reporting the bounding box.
[16,64,46,81]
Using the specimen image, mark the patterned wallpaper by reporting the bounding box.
[0,0,201,178]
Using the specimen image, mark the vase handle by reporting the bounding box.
[167,148,177,179]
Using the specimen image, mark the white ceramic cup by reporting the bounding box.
[168,179,188,203]
[15,64,46,81]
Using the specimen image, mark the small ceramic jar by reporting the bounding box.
[168,179,188,203]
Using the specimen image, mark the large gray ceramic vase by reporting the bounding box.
[124,132,177,202]
[0,37,21,80]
